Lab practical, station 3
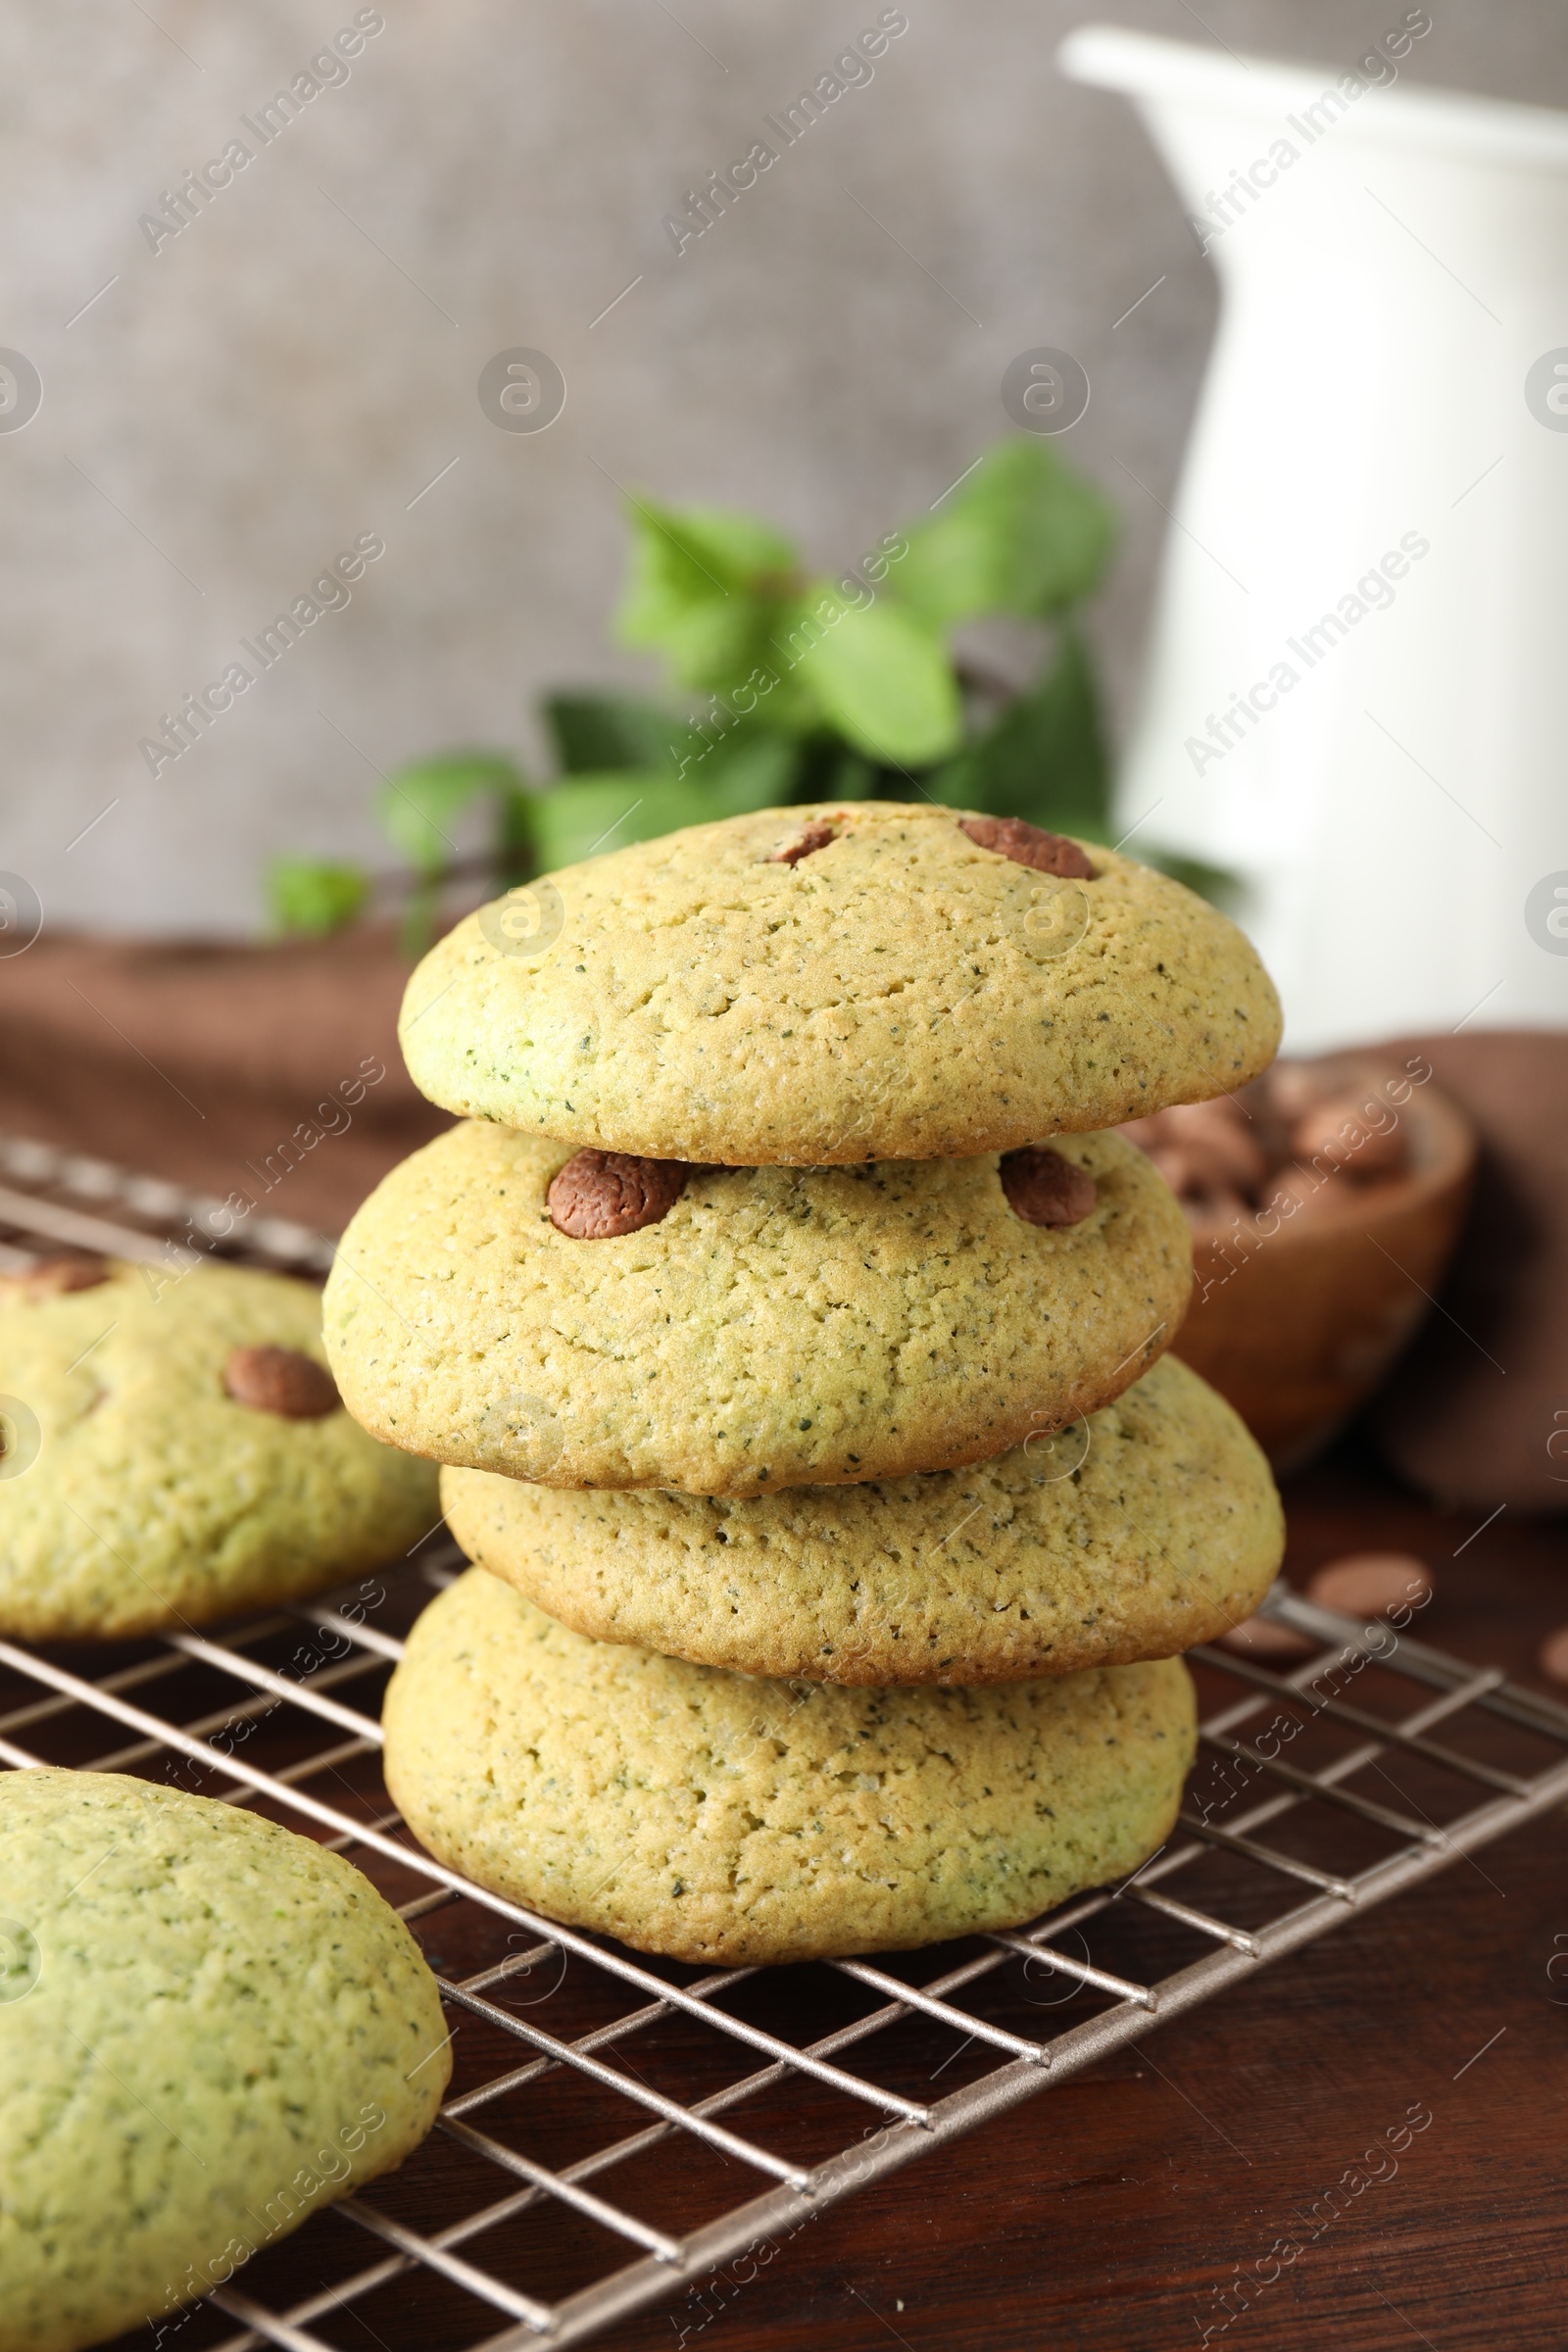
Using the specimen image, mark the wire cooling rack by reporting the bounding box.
[4,1134,1568,2351]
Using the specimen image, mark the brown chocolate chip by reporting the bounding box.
[547,1150,688,1239]
[1290,1095,1408,1179]
[959,814,1096,879]
[769,818,840,867]
[1306,1553,1433,1619]
[1,1253,112,1298]
[224,1345,340,1419]
[1539,1626,1568,1687]
[999,1147,1098,1228]
[1160,1101,1269,1191]
[1217,1614,1316,1659]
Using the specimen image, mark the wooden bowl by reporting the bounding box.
[1170,1054,1477,1470]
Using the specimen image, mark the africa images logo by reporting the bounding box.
[1525,873,1568,956]
[136,533,385,776]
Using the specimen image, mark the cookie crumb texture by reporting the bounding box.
[0,1261,439,1639]
[398,804,1282,1163]
[442,1354,1282,1684]
[383,1569,1198,1965]
[0,1772,449,2352]
[324,1122,1192,1494]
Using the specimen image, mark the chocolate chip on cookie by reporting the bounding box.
[547,1150,688,1239]
[769,817,840,867]
[326,1120,1190,1494]
[399,802,1282,1163]
[1001,1147,1098,1228]
[224,1345,340,1418]
[959,814,1096,879]
[2,1253,112,1298]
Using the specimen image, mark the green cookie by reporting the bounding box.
[382,1566,1198,1966]
[0,1257,438,1639]
[442,1352,1283,1683]
[398,803,1280,1163]
[324,1123,1193,1496]
[0,1771,450,2352]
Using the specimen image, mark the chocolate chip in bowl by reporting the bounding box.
[1121,1054,1477,1467]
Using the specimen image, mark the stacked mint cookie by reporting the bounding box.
[327,803,1285,1965]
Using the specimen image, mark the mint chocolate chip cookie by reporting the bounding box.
[323,1121,1193,1495]
[398,803,1280,1164]
[0,1256,438,1638]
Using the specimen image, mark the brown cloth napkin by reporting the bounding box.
[0,926,448,1234]
[1373,1031,1568,1515]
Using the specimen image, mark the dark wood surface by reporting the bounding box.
[583,1451,1568,2352]
[83,1444,1567,2352]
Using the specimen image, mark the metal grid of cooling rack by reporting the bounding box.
[0,1129,335,1277]
[4,1146,1568,2350]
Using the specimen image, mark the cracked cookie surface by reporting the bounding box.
[323,1121,1192,1495]
[442,1353,1281,1683]
[382,1566,1197,1965]
[398,802,1281,1164]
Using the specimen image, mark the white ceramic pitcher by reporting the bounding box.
[1059,24,1568,1049]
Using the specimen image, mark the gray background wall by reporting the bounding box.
[5,0,1559,934]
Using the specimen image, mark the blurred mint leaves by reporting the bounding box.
[894,437,1116,627]
[265,858,368,938]
[270,438,1138,949]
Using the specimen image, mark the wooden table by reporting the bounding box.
[587,1446,1567,2352]
[87,1443,1567,2352]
